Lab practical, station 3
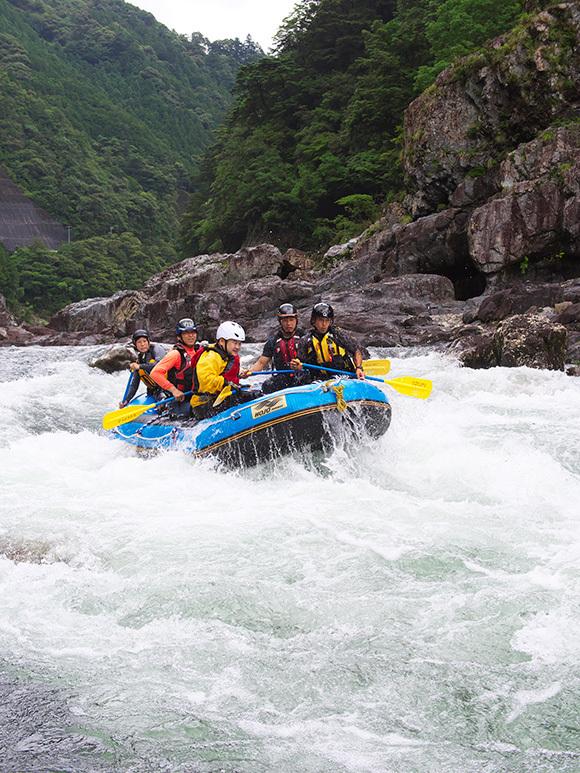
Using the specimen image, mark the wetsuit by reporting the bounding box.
[124,343,166,403]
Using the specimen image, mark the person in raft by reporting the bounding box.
[190,321,261,420]
[119,329,166,408]
[291,302,365,381]
[249,303,306,394]
[150,318,202,418]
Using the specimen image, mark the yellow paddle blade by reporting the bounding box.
[213,385,233,407]
[102,403,152,429]
[362,359,391,375]
[385,376,432,399]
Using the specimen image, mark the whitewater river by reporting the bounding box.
[1,344,579,773]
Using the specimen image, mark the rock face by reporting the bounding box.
[2,2,580,376]
[403,2,580,217]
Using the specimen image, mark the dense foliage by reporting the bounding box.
[182,0,523,254]
[0,0,262,315]
[7,234,170,316]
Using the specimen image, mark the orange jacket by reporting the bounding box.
[151,345,198,391]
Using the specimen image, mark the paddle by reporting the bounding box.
[249,364,390,376]
[103,391,192,429]
[362,358,390,375]
[247,370,294,375]
[215,369,297,405]
[121,373,134,403]
[301,363,432,399]
[118,372,135,408]
[213,378,249,406]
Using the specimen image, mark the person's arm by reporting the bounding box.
[249,355,272,372]
[290,335,313,379]
[249,339,274,372]
[334,329,364,378]
[151,350,185,400]
[353,350,364,378]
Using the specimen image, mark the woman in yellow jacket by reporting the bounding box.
[190,321,260,419]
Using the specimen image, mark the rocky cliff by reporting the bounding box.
[2,1,580,372]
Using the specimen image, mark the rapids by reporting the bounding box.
[0,344,579,773]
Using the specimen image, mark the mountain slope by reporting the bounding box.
[181,0,523,255]
[0,0,263,244]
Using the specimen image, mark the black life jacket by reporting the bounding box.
[136,342,165,366]
[136,344,166,393]
[167,343,203,392]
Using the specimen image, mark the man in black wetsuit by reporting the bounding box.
[250,303,306,394]
[291,302,366,381]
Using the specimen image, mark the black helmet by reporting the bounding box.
[311,302,334,321]
[132,329,150,345]
[277,303,298,318]
[176,318,198,336]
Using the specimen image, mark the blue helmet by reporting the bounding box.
[176,318,197,336]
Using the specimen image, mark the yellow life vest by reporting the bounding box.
[310,332,347,364]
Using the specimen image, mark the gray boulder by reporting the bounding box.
[492,314,568,370]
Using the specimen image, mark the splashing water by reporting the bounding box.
[0,345,579,773]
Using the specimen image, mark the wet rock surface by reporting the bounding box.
[2,4,580,375]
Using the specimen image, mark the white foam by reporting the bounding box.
[1,345,579,771]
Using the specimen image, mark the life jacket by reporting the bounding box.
[308,330,353,369]
[192,344,240,397]
[137,344,166,393]
[137,351,157,366]
[167,343,203,393]
[221,354,241,385]
[271,334,299,369]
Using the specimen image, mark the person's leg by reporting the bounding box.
[168,399,191,419]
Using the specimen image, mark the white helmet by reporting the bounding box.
[216,321,246,342]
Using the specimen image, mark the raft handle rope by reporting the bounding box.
[331,383,347,412]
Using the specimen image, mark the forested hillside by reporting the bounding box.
[181,0,524,255]
[0,0,262,315]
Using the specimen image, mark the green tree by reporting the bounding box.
[0,241,19,306]
[414,0,522,91]
[182,0,524,254]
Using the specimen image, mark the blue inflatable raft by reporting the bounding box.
[112,377,391,466]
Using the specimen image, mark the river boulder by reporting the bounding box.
[492,313,568,370]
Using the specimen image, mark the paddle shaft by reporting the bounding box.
[301,363,432,399]
[121,372,135,404]
[247,370,294,375]
[301,362,377,381]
